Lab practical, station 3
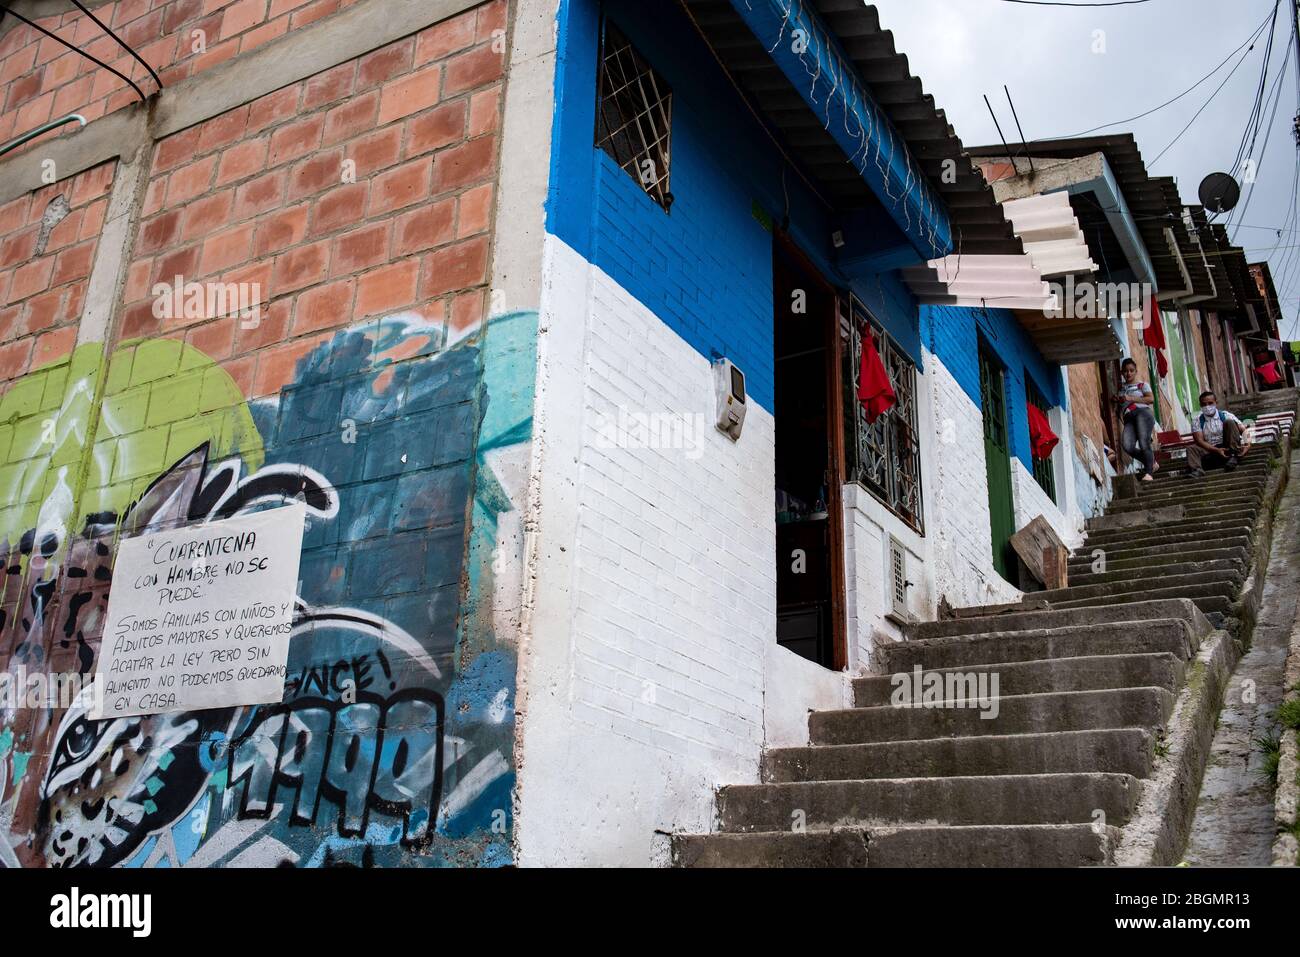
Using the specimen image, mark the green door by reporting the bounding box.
[979,347,1016,582]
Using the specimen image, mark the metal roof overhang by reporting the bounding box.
[966,135,1213,300]
[678,0,1023,261]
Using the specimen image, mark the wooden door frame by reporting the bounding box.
[774,231,848,672]
[977,340,1016,583]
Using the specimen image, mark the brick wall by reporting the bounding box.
[0,161,116,385]
[0,0,534,869]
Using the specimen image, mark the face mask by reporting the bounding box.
[1201,404,1217,417]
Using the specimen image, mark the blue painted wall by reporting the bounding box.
[923,305,1065,470]
[546,0,925,411]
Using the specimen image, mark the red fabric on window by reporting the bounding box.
[1256,361,1282,385]
[1026,402,1060,460]
[857,330,896,424]
[1142,298,1169,378]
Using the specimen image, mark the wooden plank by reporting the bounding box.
[1010,515,1069,590]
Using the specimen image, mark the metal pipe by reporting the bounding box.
[0,114,87,159]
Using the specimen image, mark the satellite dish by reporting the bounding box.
[1199,172,1241,214]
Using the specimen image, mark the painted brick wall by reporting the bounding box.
[0,161,116,386]
[0,0,537,870]
[926,351,1020,610]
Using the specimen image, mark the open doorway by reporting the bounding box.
[772,237,847,671]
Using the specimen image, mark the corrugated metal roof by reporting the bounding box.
[679,0,1022,256]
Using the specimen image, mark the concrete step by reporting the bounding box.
[1067,558,1244,588]
[1086,507,1261,537]
[883,620,1200,673]
[1083,517,1255,547]
[1079,528,1252,557]
[762,728,1156,782]
[1025,570,1243,607]
[716,772,1142,830]
[1068,545,1250,573]
[670,823,1122,867]
[808,687,1175,744]
[1034,581,1237,617]
[909,597,1211,642]
[853,653,1183,706]
[1103,487,1264,515]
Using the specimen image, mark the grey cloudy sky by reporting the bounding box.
[875,0,1300,338]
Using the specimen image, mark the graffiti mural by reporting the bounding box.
[0,310,536,867]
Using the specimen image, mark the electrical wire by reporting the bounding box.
[68,0,162,91]
[0,5,147,102]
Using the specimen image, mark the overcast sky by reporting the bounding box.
[875,0,1300,339]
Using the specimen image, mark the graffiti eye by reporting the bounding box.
[47,718,108,784]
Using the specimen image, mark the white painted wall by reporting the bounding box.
[515,236,849,866]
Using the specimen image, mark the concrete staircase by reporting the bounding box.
[673,389,1298,867]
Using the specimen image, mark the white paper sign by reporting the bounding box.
[91,502,306,719]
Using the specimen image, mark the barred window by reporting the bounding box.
[1026,376,1057,503]
[843,298,924,533]
[595,21,673,210]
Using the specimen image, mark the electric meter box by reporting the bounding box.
[713,358,746,441]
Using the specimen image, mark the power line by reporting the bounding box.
[0,5,147,103]
[996,0,1155,6]
[1150,21,1270,167]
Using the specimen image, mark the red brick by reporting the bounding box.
[311,183,367,237]
[181,189,235,241]
[273,240,329,293]
[355,258,419,317]
[142,177,166,217]
[221,353,257,394]
[165,0,206,33]
[406,100,466,156]
[7,258,55,303]
[51,240,95,286]
[369,158,431,215]
[377,64,441,125]
[215,135,270,186]
[430,134,496,193]
[166,155,218,204]
[52,75,94,118]
[422,235,488,298]
[239,17,288,53]
[32,325,77,367]
[394,198,454,256]
[450,288,485,332]
[0,228,36,268]
[322,90,379,145]
[220,0,267,40]
[0,338,33,381]
[287,149,345,201]
[457,183,493,237]
[6,70,44,112]
[199,222,255,275]
[0,197,28,235]
[468,86,501,136]
[251,334,323,396]
[331,222,390,277]
[269,0,311,17]
[247,85,301,134]
[45,209,86,254]
[254,203,309,256]
[124,257,154,303]
[187,314,236,360]
[302,62,355,110]
[443,44,503,96]
[192,38,239,74]
[79,199,108,240]
[357,39,413,89]
[139,210,182,254]
[289,0,338,29]
[414,11,476,65]
[197,105,250,153]
[19,288,64,336]
[73,162,116,204]
[232,169,287,219]
[120,9,164,50]
[234,296,290,353]
[154,126,203,173]
[153,245,203,289]
[268,114,324,166]
[348,125,402,177]
[476,0,507,42]
[292,277,353,334]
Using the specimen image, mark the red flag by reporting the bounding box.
[1142,298,1168,378]
[857,330,896,423]
[1026,403,1060,459]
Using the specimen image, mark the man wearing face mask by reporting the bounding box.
[1186,390,1250,478]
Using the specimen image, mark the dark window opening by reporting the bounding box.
[842,298,924,534]
[1025,375,1057,503]
[595,21,673,210]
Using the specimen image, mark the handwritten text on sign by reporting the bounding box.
[91,502,306,718]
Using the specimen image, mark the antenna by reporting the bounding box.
[984,94,1018,177]
[1004,85,1035,175]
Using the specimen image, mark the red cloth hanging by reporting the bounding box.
[857,329,896,424]
[1026,403,1060,459]
[1142,298,1168,378]
[1256,361,1282,385]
